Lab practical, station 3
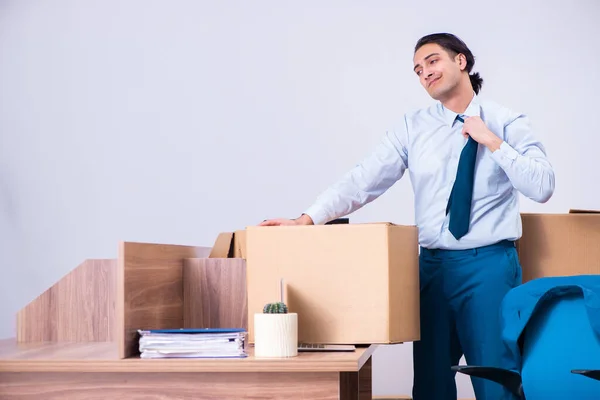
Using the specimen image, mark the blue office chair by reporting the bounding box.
[453,276,600,400]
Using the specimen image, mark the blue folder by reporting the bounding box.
[142,328,246,334]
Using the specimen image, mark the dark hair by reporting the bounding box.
[415,33,483,94]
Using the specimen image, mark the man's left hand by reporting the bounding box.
[462,116,503,152]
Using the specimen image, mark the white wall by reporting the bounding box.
[1,0,598,397]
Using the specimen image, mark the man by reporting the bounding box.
[261,32,555,399]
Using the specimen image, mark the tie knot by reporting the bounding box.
[456,115,465,123]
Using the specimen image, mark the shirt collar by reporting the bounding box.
[442,92,481,126]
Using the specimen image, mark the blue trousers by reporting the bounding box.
[412,240,522,400]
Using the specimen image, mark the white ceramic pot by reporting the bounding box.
[254,313,298,358]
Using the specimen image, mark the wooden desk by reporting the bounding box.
[0,339,375,399]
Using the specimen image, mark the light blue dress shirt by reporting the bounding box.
[304,94,555,250]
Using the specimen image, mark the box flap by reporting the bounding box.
[209,232,234,258]
[233,229,246,259]
[209,230,247,258]
[569,209,600,214]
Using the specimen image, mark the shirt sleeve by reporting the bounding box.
[303,120,410,225]
[491,114,555,203]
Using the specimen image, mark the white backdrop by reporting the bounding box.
[1,0,599,397]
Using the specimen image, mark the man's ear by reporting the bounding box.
[456,53,467,71]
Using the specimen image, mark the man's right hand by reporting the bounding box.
[259,214,314,226]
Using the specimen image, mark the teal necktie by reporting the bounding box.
[445,115,478,240]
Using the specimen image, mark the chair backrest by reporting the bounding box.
[521,291,600,399]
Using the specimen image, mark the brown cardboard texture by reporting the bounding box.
[209,230,246,259]
[245,223,420,345]
[517,211,600,282]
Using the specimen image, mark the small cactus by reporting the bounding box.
[263,302,288,313]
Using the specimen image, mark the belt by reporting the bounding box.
[420,239,515,258]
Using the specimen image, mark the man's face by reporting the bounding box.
[413,43,465,100]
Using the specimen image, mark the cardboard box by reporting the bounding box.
[517,210,600,282]
[244,223,420,345]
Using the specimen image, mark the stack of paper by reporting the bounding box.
[137,328,248,359]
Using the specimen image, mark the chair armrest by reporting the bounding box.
[572,370,600,381]
[452,365,524,399]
